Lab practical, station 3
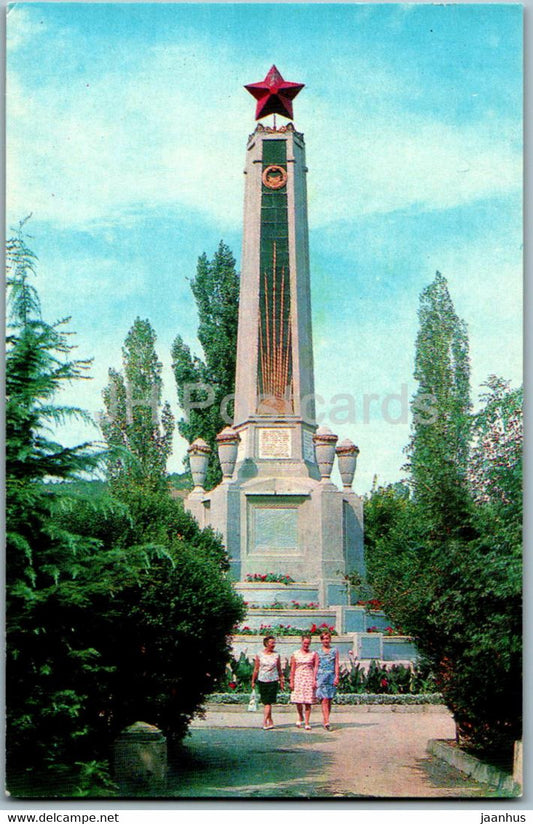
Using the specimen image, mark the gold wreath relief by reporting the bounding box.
[262,165,288,190]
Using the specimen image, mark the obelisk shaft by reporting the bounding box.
[234,125,316,435]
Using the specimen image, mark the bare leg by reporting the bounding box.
[322,698,331,727]
[263,704,273,728]
[304,703,312,728]
[296,703,304,725]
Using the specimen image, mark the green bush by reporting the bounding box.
[51,490,246,742]
[5,227,245,793]
[214,654,437,697]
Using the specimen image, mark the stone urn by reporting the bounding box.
[335,439,360,488]
[187,438,211,491]
[216,426,241,480]
[313,426,339,481]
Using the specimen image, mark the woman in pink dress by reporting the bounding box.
[289,634,318,729]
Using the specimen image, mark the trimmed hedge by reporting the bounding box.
[206,692,444,705]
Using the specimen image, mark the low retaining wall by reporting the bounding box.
[231,633,418,664]
[427,739,521,796]
[235,583,320,604]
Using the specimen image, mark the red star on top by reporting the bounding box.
[245,65,304,121]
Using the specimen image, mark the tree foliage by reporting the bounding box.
[364,272,522,758]
[51,490,245,743]
[101,317,175,495]
[6,222,106,786]
[468,376,522,515]
[171,241,239,488]
[6,229,245,795]
[405,272,472,535]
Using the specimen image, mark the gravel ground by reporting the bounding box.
[167,704,503,799]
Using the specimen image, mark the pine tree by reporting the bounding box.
[6,228,245,790]
[406,271,472,534]
[101,318,175,494]
[172,241,239,488]
[6,221,99,583]
[6,222,107,779]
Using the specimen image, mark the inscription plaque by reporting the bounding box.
[253,507,298,552]
[258,428,291,459]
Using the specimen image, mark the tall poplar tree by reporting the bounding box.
[172,241,239,489]
[101,318,175,494]
[405,271,472,534]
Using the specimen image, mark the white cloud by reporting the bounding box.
[8,26,521,233]
[6,5,48,52]
[7,41,249,230]
[306,111,521,225]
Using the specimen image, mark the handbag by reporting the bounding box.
[247,687,258,712]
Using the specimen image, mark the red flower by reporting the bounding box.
[229,682,237,690]
[380,678,388,688]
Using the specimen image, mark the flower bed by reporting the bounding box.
[245,573,295,584]
[236,622,337,636]
[215,653,437,695]
[356,598,384,610]
[244,600,320,610]
[367,625,399,636]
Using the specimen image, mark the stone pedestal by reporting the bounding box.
[114,722,167,796]
[196,470,364,606]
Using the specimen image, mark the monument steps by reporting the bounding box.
[233,580,419,666]
[235,581,320,606]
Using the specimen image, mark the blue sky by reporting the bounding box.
[7,2,523,493]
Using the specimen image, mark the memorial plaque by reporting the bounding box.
[303,430,316,463]
[253,506,298,552]
[258,428,291,459]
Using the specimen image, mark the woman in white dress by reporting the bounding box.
[289,634,318,730]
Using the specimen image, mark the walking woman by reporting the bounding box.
[314,630,340,729]
[251,635,284,729]
[290,634,317,730]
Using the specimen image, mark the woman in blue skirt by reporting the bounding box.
[314,630,340,730]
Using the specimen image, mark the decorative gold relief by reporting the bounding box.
[257,243,293,413]
[262,165,287,190]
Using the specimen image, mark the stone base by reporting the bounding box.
[230,633,418,666]
[184,471,365,607]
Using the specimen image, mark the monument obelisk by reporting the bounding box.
[185,66,364,607]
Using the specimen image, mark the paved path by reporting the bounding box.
[167,704,501,799]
